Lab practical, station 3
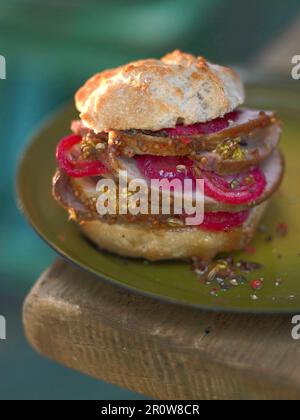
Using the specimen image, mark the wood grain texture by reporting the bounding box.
[23,259,300,400]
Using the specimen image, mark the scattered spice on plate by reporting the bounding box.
[258,224,267,233]
[276,222,288,237]
[236,260,263,272]
[210,288,219,297]
[230,279,239,287]
[251,278,264,291]
[192,256,263,292]
[193,259,209,276]
[244,246,256,255]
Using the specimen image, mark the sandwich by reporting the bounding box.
[53,50,284,261]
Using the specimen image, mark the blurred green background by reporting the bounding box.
[0,0,299,400]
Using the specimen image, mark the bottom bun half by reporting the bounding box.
[80,201,269,261]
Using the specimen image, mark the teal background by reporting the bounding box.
[0,0,299,400]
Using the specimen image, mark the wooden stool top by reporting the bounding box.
[23,258,300,400]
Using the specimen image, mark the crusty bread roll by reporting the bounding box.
[80,201,269,261]
[75,50,244,133]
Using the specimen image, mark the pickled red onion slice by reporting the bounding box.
[56,134,108,178]
[200,210,250,231]
[202,168,266,205]
[135,154,266,205]
[160,111,238,136]
[135,155,195,182]
[154,109,268,137]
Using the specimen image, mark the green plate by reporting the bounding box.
[17,82,300,313]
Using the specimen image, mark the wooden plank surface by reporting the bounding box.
[23,258,300,400]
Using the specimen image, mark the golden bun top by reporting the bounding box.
[75,50,245,133]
